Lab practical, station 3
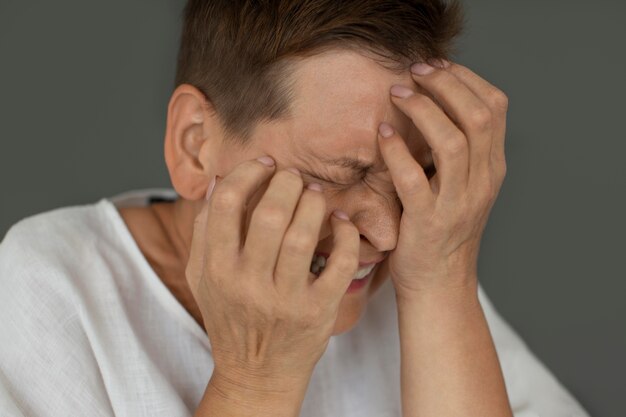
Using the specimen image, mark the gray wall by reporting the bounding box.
[1,1,624,416]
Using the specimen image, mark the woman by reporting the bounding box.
[0,1,590,416]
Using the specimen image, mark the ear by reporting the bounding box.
[164,84,222,200]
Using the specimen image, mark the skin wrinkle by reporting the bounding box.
[272,49,433,187]
[123,49,438,336]
[269,49,426,329]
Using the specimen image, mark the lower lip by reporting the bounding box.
[346,265,377,293]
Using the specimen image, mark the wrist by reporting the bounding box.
[395,278,480,312]
[205,367,310,415]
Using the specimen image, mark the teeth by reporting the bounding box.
[310,254,376,280]
[310,254,326,276]
[354,263,376,279]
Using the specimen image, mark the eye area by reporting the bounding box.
[302,171,357,187]
[313,177,352,187]
[305,165,436,186]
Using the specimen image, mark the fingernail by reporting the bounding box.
[378,122,394,138]
[256,156,275,166]
[410,62,435,76]
[307,183,323,192]
[390,85,414,98]
[287,167,300,176]
[332,210,350,220]
[205,176,216,201]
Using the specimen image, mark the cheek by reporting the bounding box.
[322,181,394,205]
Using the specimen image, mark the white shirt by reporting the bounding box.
[0,188,591,417]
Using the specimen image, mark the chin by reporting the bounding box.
[330,263,390,336]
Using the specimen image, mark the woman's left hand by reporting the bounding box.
[377,60,508,299]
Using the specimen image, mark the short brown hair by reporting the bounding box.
[174,0,464,148]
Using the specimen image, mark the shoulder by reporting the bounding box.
[0,199,119,323]
[0,201,117,416]
[0,198,138,323]
[1,201,113,292]
[0,199,134,337]
[1,200,111,258]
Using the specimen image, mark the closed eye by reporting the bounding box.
[303,172,355,186]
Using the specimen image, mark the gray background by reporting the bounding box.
[1,1,624,415]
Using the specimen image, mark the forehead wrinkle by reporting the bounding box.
[283,49,425,174]
[289,50,408,129]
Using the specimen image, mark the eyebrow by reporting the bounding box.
[299,156,374,184]
[318,155,380,177]
[315,153,435,182]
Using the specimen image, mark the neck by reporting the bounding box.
[150,198,199,268]
[149,198,206,329]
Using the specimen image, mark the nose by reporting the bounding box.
[346,189,402,253]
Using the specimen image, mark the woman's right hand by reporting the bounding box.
[185,156,361,398]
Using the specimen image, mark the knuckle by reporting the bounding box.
[490,89,509,111]
[273,302,292,323]
[300,303,324,327]
[235,279,265,309]
[468,107,492,131]
[207,258,222,276]
[282,230,315,257]
[254,205,290,229]
[442,133,467,156]
[480,180,496,203]
[396,169,423,192]
[254,294,277,319]
[430,215,449,237]
[333,253,358,277]
[210,187,240,212]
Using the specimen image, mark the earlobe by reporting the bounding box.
[164,84,220,201]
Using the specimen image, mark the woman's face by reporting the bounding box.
[183,49,433,335]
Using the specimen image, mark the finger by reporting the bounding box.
[274,183,326,295]
[242,168,304,280]
[389,86,469,202]
[185,199,211,295]
[446,62,508,178]
[206,157,276,262]
[410,63,493,190]
[376,122,435,216]
[312,212,360,306]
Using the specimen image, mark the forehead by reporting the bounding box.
[280,49,428,165]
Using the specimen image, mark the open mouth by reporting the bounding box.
[310,253,380,280]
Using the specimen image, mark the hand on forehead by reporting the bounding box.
[279,49,435,171]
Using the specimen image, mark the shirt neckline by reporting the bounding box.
[98,191,212,350]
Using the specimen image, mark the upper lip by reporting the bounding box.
[314,252,386,268]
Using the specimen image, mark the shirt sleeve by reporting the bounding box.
[477,284,591,417]
[0,221,115,417]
